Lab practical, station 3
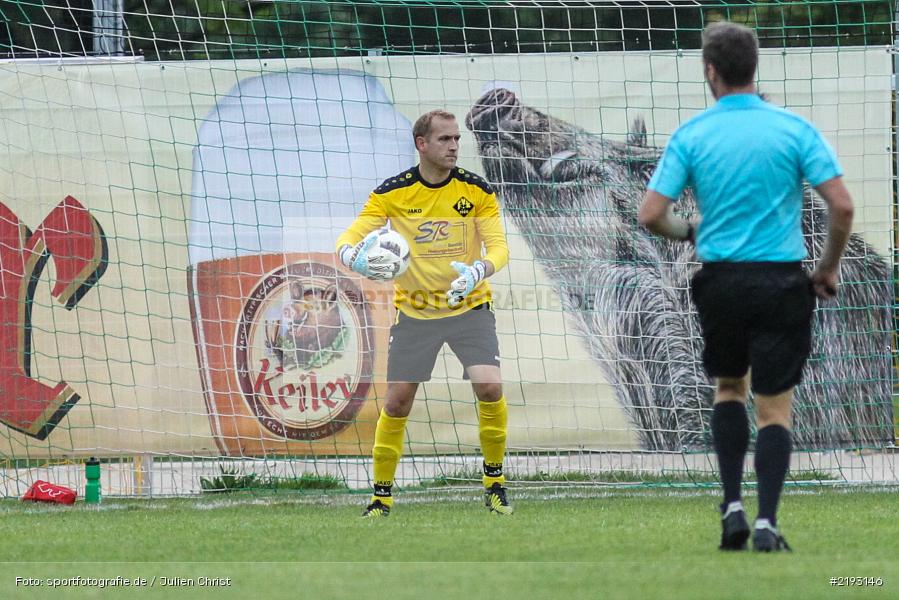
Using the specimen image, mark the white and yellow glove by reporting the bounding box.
[446,260,487,308]
[338,231,395,281]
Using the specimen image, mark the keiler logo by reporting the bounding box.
[234,262,372,440]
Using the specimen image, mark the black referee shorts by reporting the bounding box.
[689,262,815,395]
[387,302,500,383]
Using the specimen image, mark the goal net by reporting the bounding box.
[0,0,895,496]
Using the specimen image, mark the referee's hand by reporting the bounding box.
[810,268,838,300]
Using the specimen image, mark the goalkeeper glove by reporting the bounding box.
[338,231,395,281]
[446,260,487,308]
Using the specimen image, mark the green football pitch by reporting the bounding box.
[0,487,896,600]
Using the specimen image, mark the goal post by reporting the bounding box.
[0,0,895,497]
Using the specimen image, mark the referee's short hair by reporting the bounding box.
[702,21,758,87]
[413,110,456,142]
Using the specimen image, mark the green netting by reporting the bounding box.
[2,1,894,60]
[0,1,895,497]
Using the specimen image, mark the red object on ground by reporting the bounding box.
[22,480,77,505]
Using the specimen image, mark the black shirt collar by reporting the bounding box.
[414,165,454,189]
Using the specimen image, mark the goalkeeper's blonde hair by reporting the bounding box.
[412,110,456,141]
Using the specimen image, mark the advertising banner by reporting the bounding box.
[0,49,892,457]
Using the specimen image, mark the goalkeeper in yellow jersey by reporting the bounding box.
[336,109,511,517]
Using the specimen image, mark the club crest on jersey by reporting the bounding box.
[453,197,473,217]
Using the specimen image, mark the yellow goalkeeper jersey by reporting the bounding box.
[336,165,509,320]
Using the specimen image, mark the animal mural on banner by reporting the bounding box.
[466,88,892,451]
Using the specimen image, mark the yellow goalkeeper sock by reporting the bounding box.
[370,409,407,507]
[478,396,508,488]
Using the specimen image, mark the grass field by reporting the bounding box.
[0,486,896,599]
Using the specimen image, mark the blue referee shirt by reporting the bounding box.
[648,94,843,262]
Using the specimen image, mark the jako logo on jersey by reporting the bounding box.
[453,197,473,217]
[414,220,451,243]
[407,208,422,214]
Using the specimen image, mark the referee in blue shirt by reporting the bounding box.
[638,21,854,552]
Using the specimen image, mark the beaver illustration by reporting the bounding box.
[467,88,892,451]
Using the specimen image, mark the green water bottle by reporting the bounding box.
[85,457,101,504]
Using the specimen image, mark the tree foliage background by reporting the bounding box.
[0,1,893,60]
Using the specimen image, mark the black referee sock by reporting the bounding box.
[755,425,792,527]
[711,401,749,506]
